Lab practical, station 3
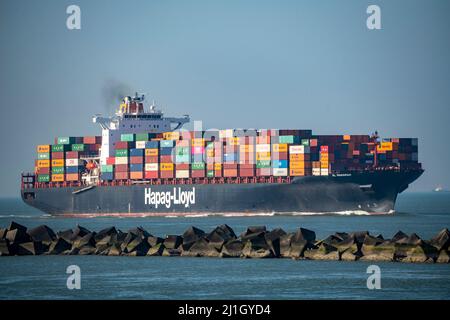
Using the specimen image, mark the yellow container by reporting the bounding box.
[289,161,306,169]
[227,137,239,146]
[160,163,174,171]
[51,174,64,182]
[145,148,159,156]
[163,132,180,140]
[343,135,351,141]
[37,145,50,153]
[320,161,329,169]
[239,144,254,153]
[377,142,393,151]
[51,159,64,167]
[191,138,205,147]
[214,163,222,170]
[272,144,287,153]
[206,149,215,158]
[256,152,271,161]
[289,168,305,176]
[37,160,50,168]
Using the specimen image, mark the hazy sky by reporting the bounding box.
[0,0,449,196]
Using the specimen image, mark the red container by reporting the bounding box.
[239,164,254,170]
[223,169,238,177]
[191,170,205,178]
[83,136,96,144]
[320,146,329,152]
[214,170,223,177]
[256,168,271,176]
[223,163,238,170]
[130,171,143,180]
[176,164,189,170]
[130,156,143,164]
[51,152,64,159]
[160,155,173,163]
[115,164,128,172]
[271,152,288,160]
[66,173,80,181]
[66,151,78,159]
[160,171,174,179]
[115,141,133,149]
[239,169,254,177]
[145,171,159,179]
[36,167,50,174]
[145,156,159,163]
[115,172,129,180]
[106,157,115,165]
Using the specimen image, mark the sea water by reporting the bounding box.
[0,192,449,299]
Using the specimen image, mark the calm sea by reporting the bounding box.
[0,192,449,300]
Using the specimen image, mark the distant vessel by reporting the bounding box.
[21,93,424,216]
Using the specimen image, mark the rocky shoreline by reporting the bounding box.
[0,222,449,263]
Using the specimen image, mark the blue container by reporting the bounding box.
[129,164,143,172]
[66,166,82,174]
[224,153,237,162]
[272,160,288,168]
[100,172,114,181]
[130,148,144,157]
[160,147,173,156]
[145,141,159,148]
[176,155,190,163]
[160,140,174,148]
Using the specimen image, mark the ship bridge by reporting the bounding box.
[93,93,189,164]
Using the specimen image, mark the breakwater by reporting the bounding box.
[0,222,449,263]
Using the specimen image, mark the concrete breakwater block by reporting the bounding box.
[0,221,449,264]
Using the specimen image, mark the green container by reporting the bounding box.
[256,160,271,168]
[57,137,74,145]
[176,155,190,163]
[279,135,294,144]
[52,144,68,152]
[115,149,128,157]
[191,162,205,170]
[206,142,214,149]
[301,139,310,146]
[101,165,114,173]
[121,133,135,142]
[207,170,214,177]
[71,144,85,151]
[176,147,189,156]
[37,174,50,182]
[160,140,174,148]
[52,167,65,174]
[135,133,149,141]
[37,153,50,160]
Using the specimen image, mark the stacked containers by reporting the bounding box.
[36,145,51,182]
[144,141,159,179]
[256,135,271,176]
[320,145,329,176]
[51,142,68,182]
[238,136,255,177]
[223,136,238,177]
[129,148,144,179]
[115,139,131,180]
[272,142,288,176]
[191,138,205,178]
[160,140,174,178]
[65,151,82,181]
[213,141,223,177]
[175,139,190,178]
[289,145,311,176]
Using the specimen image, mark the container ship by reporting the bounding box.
[21,93,423,216]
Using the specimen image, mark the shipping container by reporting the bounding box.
[121,133,135,142]
[37,145,50,153]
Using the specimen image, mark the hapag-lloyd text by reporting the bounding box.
[144,187,195,209]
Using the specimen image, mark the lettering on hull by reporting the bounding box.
[144,187,196,209]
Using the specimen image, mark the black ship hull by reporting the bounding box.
[21,170,423,216]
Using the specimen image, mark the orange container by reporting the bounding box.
[36,160,50,168]
[145,148,159,156]
[51,174,64,182]
[37,145,50,153]
[130,172,144,179]
[66,173,80,181]
[51,159,64,167]
[160,163,174,171]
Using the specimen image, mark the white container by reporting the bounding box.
[115,157,128,165]
[312,168,321,176]
[176,170,190,178]
[135,141,146,149]
[272,168,288,176]
[289,145,309,154]
[145,163,158,171]
[65,159,81,166]
[320,169,329,176]
[256,144,270,153]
